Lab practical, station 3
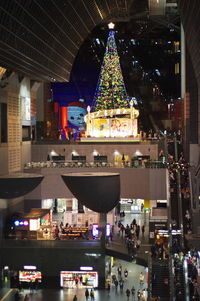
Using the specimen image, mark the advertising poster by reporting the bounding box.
[92,119,110,137]
[111,118,130,137]
[21,96,31,122]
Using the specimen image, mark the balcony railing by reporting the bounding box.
[24,160,167,169]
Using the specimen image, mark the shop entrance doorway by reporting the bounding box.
[60,271,98,288]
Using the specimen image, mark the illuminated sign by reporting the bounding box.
[92,224,99,237]
[29,219,39,231]
[106,224,111,236]
[14,220,29,227]
[24,266,37,270]
[60,271,98,288]
[80,267,93,271]
[157,229,181,235]
[19,271,41,283]
[21,96,31,122]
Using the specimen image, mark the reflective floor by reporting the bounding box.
[2,259,147,300]
[2,212,150,300]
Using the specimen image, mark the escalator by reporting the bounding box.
[174,258,186,300]
[152,260,170,300]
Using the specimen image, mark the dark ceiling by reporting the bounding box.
[0,0,147,82]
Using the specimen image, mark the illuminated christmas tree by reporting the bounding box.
[94,29,129,111]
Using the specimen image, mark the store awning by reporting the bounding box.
[24,208,50,219]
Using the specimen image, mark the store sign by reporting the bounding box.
[157,229,181,235]
[19,270,41,282]
[21,96,31,122]
[92,224,99,237]
[106,224,111,236]
[29,219,40,231]
[172,230,181,235]
[24,266,37,270]
[80,267,93,271]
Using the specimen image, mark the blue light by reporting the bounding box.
[96,38,100,45]
[20,221,24,225]
[14,221,20,226]
[155,69,161,76]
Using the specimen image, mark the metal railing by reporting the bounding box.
[24,160,167,169]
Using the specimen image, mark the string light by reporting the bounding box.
[94,30,129,111]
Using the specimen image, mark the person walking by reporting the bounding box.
[73,295,77,301]
[14,290,20,301]
[136,225,140,239]
[119,279,124,292]
[131,285,136,299]
[139,272,144,286]
[85,288,89,300]
[137,289,142,301]
[107,282,110,296]
[126,288,130,299]
[117,265,122,277]
[114,279,118,291]
[124,268,128,278]
[90,288,95,300]
[142,225,145,236]
[24,295,29,301]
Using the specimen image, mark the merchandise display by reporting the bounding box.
[60,271,98,288]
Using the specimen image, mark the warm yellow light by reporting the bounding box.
[108,22,115,29]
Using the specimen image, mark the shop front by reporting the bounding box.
[120,198,145,213]
[11,209,51,240]
[60,270,98,288]
[149,220,168,244]
[10,266,42,288]
[19,270,42,284]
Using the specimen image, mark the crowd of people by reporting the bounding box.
[186,251,200,300]
[168,150,192,234]
[111,264,147,300]
[151,240,168,260]
[117,218,145,257]
[72,288,95,301]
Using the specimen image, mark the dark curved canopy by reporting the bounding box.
[62,172,120,213]
[0,0,147,82]
[0,173,44,199]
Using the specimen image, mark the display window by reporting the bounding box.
[19,271,42,282]
[60,271,98,288]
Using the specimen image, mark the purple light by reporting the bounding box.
[92,224,99,237]
[106,224,111,236]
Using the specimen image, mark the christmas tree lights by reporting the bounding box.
[94,30,129,111]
